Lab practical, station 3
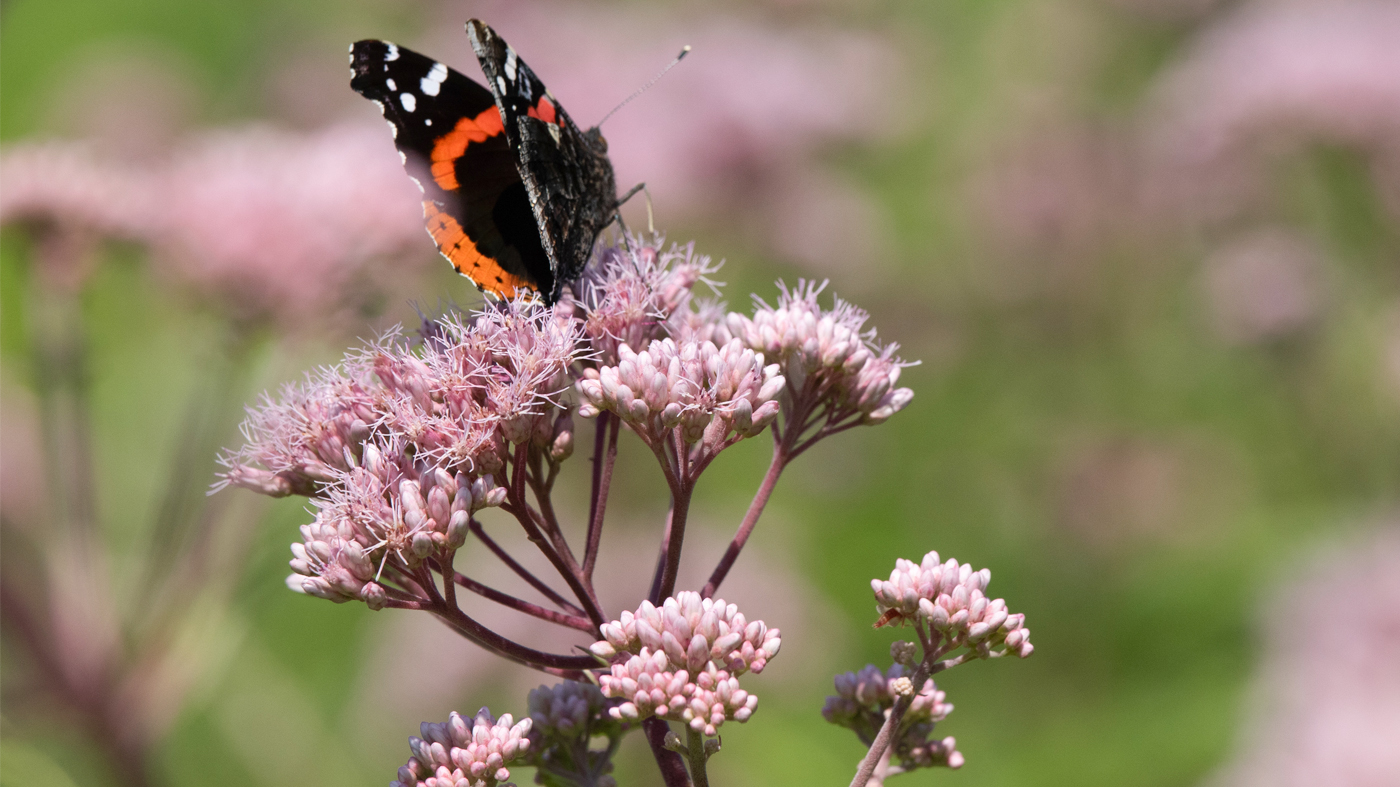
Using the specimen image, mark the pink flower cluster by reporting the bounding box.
[392,708,532,787]
[574,240,720,366]
[576,338,785,445]
[728,281,914,426]
[590,592,781,736]
[221,304,579,603]
[0,123,424,326]
[873,551,1033,659]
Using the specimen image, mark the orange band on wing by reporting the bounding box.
[527,97,557,125]
[423,201,535,298]
[430,107,505,191]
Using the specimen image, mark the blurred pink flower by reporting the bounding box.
[2,121,426,327]
[965,124,1142,290]
[146,122,426,325]
[0,141,151,238]
[1202,227,1325,345]
[1208,527,1400,787]
[1148,0,1400,221]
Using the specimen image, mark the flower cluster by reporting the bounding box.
[576,337,784,448]
[221,303,578,606]
[527,680,621,739]
[0,124,425,326]
[591,592,781,736]
[823,664,963,770]
[574,240,720,366]
[526,681,625,787]
[873,551,1033,659]
[392,708,533,787]
[727,281,914,428]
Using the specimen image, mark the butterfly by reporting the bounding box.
[350,19,618,304]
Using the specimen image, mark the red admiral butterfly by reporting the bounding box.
[350,20,617,304]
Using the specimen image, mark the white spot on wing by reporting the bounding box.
[495,76,507,94]
[547,124,561,144]
[421,62,447,96]
[425,118,432,126]
[505,49,518,81]
[400,92,416,112]
[385,78,396,90]
[386,43,400,61]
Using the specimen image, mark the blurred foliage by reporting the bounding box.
[5,0,1400,786]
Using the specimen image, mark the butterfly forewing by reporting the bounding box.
[349,39,551,299]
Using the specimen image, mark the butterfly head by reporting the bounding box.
[584,127,608,155]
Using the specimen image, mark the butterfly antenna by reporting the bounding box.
[597,45,691,128]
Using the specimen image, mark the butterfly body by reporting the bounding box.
[350,20,617,303]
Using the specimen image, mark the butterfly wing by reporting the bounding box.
[349,39,552,299]
[466,19,618,303]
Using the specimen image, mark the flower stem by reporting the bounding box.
[583,414,618,580]
[701,441,788,598]
[686,727,710,787]
[430,600,596,674]
[468,518,584,615]
[849,656,933,787]
[450,570,596,631]
[505,445,605,623]
[651,481,693,603]
[643,719,692,787]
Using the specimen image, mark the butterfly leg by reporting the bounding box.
[616,181,646,207]
[612,182,654,237]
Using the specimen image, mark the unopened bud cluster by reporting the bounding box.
[823,664,953,731]
[576,338,784,448]
[591,592,781,736]
[873,551,1033,659]
[526,681,623,787]
[823,664,963,770]
[391,708,532,787]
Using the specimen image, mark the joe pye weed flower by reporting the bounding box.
[220,230,1033,786]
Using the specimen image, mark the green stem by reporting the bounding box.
[685,727,710,787]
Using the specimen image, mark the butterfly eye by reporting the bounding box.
[585,128,608,154]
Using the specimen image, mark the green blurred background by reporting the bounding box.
[5,0,1400,785]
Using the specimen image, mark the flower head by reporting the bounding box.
[220,302,576,605]
[391,708,532,787]
[822,663,963,770]
[823,664,953,732]
[590,592,780,736]
[574,237,721,366]
[0,124,425,326]
[525,681,624,787]
[729,280,915,432]
[872,551,1033,660]
[576,337,784,450]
